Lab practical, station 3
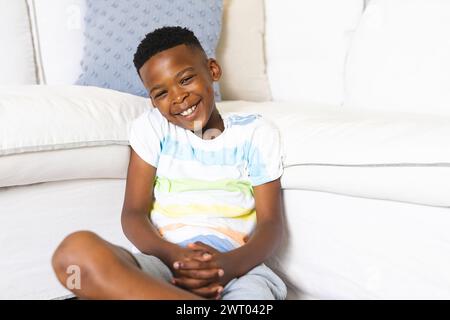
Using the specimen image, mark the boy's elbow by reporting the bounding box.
[120,209,139,238]
[120,210,131,236]
[120,208,152,235]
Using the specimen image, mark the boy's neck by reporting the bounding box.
[193,106,224,140]
[204,107,224,132]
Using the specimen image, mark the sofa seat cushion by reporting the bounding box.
[218,101,450,206]
[0,85,148,187]
[1,145,129,187]
[282,165,450,207]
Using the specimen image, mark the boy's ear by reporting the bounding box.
[207,58,222,82]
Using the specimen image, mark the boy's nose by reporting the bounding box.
[172,89,188,105]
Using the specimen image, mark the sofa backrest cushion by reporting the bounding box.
[344,0,450,116]
[0,0,37,85]
[265,0,363,106]
[217,0,271,102]
[28,0,87,85]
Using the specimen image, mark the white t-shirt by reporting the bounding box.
[129,107,283,252]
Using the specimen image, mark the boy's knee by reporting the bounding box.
[51,230,102,276]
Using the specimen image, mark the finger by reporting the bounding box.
[186,243,207,253]
[191,283,223,299]
[180,250,213,262]
[176,268,224,280]
[191,252,213,262]
[188,242,218,253]
[172,253,212,270]
[176,249,212,266]
[215,291,223,300]
[172,277,211,290]
[175,259,217,270]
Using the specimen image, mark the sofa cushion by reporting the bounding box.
[0,85,148,187]
[217,0,271,102]
[1,146,129,188]
[265,0,363,106]
[0,0,37,85]
[344,0,450,116]
[218,100,450,207]
[282,165,450,208]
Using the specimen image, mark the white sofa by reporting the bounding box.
[1,0,450,299]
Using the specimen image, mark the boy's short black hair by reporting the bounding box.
[133,26,205,74]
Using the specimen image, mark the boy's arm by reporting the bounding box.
[223,178,283,277]
[121,148,182,267]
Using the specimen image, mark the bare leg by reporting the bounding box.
[51,230,201,300]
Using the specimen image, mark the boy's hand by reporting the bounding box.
[167,245,223,299]
[172,242,235,299]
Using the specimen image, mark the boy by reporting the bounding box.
[52,26,286,300]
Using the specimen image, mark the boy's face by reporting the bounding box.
[139,44,221,131]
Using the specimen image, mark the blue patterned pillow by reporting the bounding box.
[76,0,223,100]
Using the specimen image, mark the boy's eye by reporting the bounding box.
[154,91,167,99]
[181,75,194,85]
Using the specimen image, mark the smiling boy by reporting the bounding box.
[51,26,286,300]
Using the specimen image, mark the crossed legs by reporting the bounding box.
[51,230,201,300]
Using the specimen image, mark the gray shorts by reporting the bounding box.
[132,253,287,300]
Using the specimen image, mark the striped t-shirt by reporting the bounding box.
[129,107,283,252]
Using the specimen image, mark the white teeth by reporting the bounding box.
[180,104,197,116]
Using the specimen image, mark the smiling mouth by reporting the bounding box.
[176,101,201,118]
[179,104,198,116]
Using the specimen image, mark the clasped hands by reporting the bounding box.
[170,242,232,299]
